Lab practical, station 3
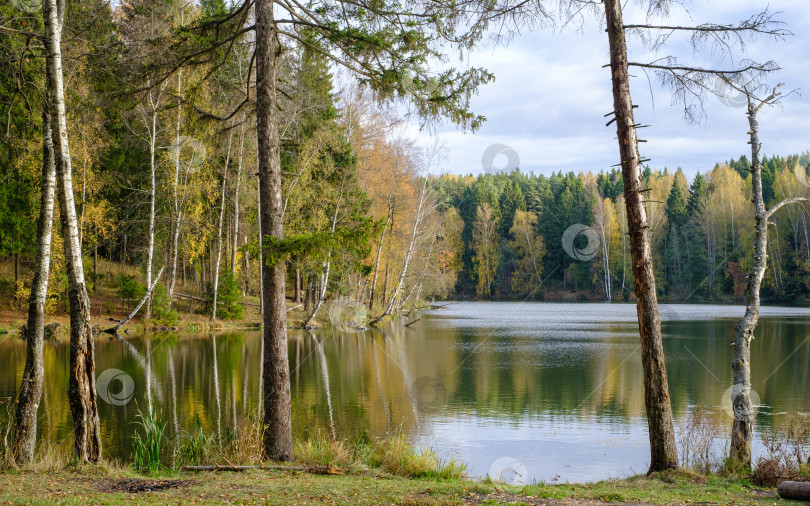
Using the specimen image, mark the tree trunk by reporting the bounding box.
[13,106,57,465]
[256,0,293,461]
[231,123,245,274]
[145,103,158,318]
[44,0,101,462]
[169,69,184,304]
[368,195,392,311]
[211,129,234,320]
[729,100,769,467]
[14,252,19,290]
[294,266,301,303]
[303,199,341,327]
[257,172,264,315]
[604,0,678,472]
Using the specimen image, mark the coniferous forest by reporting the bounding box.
[433,154,810,302]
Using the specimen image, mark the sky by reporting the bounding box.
[405,0,810,179]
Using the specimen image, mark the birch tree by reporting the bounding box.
[472,202,499,297]
[729,84,807,468]
[509,209,545,296]
[13,107,56,465]
[211,127,234,320]
[43,0,101,462]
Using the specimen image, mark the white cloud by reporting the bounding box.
[411,1,810,179]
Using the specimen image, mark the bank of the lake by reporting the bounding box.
[0,466,796,505]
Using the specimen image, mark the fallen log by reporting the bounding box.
[404,318,420,327]
[778,481,810,501]
[104,266,164,335]
[173,292,261,308]
[181,464,343,475]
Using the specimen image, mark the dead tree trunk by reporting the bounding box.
[256,0,293,461]
[13,106,57,465]
[729,96,767,467]
[44,0,101,462]
[730,85,806,467]
[604,0,678,472]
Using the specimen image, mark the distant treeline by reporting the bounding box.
[431,152,810,302]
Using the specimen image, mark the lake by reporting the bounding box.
[2,302,809,483]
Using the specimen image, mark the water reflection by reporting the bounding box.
[1,302,809,482]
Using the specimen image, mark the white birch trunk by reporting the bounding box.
[211,130,234,320]
[13,106,57,465]
[169,69,183,302]
[43,0,101,462]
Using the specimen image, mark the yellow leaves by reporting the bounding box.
[510,209,546,294]
[472,203,499,296]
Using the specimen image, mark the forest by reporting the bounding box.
[0,0,458,327]
[436,154,810,302]
[1,0,809,501]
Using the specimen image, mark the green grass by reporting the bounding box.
[0,465,796,505]
[523,470,782,504]
[131,405,168,475]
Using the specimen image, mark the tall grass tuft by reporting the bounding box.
[177,414,214,468]
[677,404,728,474]
[370,435,466,479]
[131,405,167,475]
[294,432,466,479]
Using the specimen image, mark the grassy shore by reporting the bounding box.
[0,465,794,505]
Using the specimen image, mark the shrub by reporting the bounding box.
[205,270,244,320]
[753,414,810,486]
[149,282,178,326]
[115,274,145,303]
[752,457,802,487]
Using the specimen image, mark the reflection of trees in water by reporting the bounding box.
[168,348,179,463]
[310,332,336,439]
[0,317,808,460]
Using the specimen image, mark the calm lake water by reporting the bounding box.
[2,302,810,482]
